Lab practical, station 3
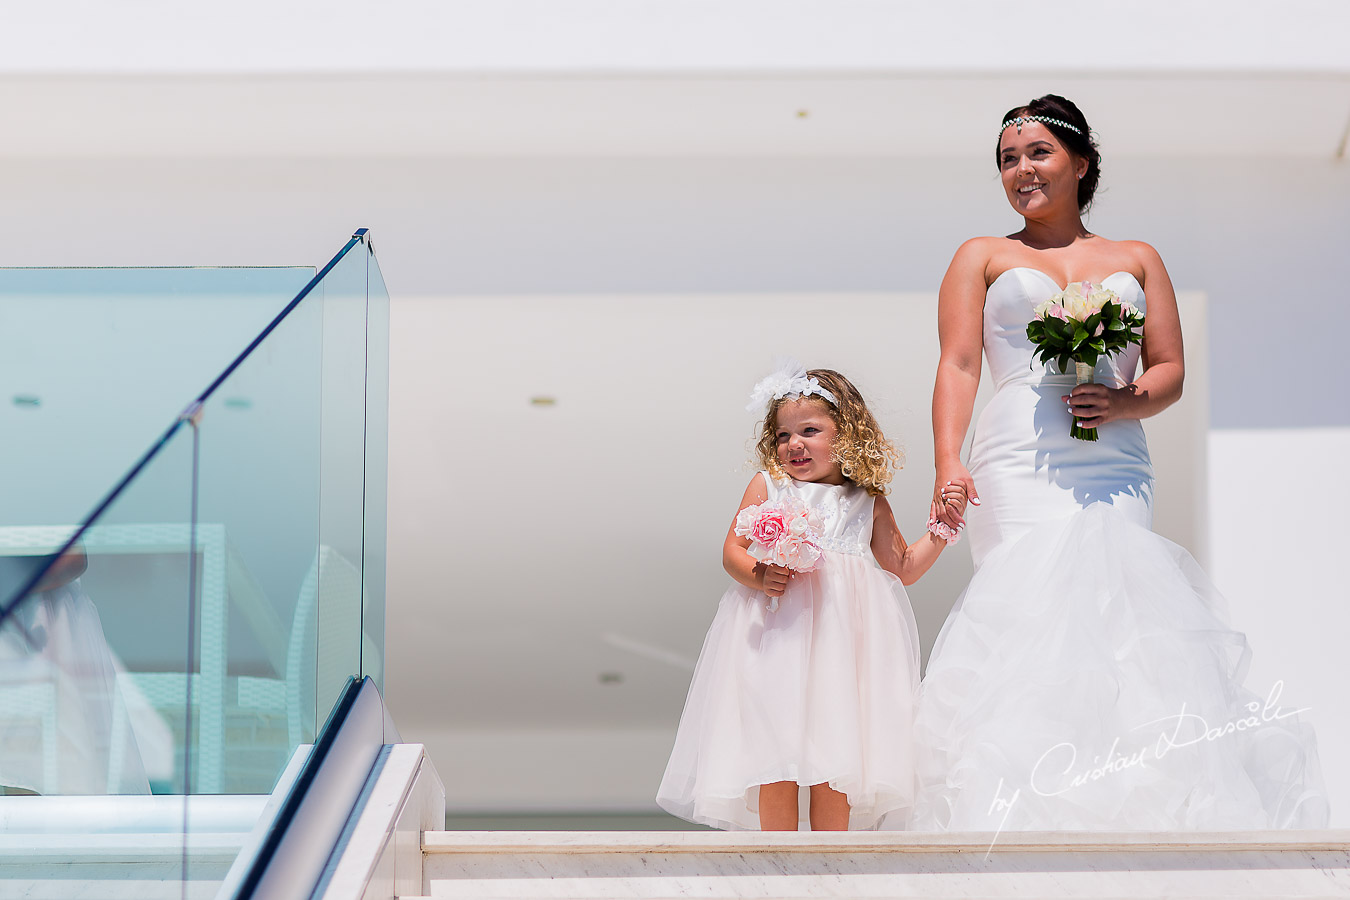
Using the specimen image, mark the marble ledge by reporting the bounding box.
[0,831,245,861]
[423,828,1350,855]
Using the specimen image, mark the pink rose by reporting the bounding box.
[1049,306,1069,321]
[734,497,826,579]
[751,511,787,547]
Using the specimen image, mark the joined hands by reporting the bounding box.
[931,465,977,540]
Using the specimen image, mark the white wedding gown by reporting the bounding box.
[909,268,1329,831]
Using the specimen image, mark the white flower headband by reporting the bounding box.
[746,358,837,414]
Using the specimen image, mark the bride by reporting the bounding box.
[913,94,1329,831]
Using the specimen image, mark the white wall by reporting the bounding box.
[5,154,1346,430]
[1210,429,1350,822]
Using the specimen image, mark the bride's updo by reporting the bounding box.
[997,94,1101,213]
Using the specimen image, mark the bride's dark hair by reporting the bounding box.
[997,94,1101,213]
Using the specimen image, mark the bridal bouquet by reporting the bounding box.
[1026,281,1145,441]
[734,497,824,612]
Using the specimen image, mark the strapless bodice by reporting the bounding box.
[965,267,1154,568]
[983,268,1147,390]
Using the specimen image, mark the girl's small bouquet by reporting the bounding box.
[734,497,824,612]
[1025,280,1145,441]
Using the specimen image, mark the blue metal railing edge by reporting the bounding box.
[229,675,391,900]
[230,675,362,899]
[188,228,367,414]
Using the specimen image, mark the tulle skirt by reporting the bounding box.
[909,503,1329,831]
[657,552,921,830]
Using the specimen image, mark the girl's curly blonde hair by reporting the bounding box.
[754,368,902,496]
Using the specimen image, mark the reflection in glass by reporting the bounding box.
[0,544,151,796]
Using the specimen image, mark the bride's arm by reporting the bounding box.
[932,239,989,528]
[1067,241,1185,428]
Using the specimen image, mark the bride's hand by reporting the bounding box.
[1063,383,1140,430]
[933,463,979,530]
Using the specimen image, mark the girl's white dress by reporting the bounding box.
[909,268,1329,830]
[657,473,922,830]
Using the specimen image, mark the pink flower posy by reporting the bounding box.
[734,497,825,575]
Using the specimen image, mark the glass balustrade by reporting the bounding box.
[0,231,389,896]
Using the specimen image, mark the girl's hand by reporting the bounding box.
[1063,383,1140,430]
[933,463,979,530]
[761,564,792,597]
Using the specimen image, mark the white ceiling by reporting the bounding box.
[0,74,1346,159]
[5,1,1348,75]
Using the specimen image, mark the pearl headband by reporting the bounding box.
[999,115,1083,139]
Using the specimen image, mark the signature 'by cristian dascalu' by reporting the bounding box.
[980,680,1309,857]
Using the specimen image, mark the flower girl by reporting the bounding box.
[657,362,965,831]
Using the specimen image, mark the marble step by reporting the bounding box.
[0,832,244,900]
[419,829,1350,899]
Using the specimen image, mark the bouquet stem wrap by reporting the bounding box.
[1072,361,1098,442]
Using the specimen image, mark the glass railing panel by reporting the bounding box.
[0,233,388,896]
[190,288,324,801]
[0,267,314,535]
[361,243,390,691]
[312,239,377,728]
[184,232,387,889]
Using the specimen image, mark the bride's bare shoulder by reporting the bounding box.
[948,236,1004,273]
[1115,240,1171,295]
[1097,236,1166,267]
[953,235,1007,256]
[1121,239,1165,264]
